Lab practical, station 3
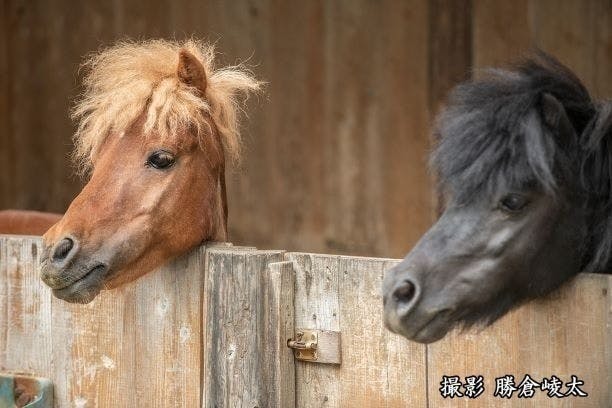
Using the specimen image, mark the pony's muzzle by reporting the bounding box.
[52,237,76,264]
[40,236,81,289]
[384,277,421,323]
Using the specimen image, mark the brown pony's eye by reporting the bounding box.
[146,151,175,169]
[499,194,529,213]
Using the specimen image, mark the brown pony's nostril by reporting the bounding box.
[393,280,417,304]
[52,238,74,262]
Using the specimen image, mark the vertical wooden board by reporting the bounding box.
[0,236,73,407]
[377,0,435,258]
[428,0,473,215]
[0,1,11,209]
[60,246,206,408]
[0,236,208,407]
[209,0,332,255]
[472,0,531,69]
[531,0,612,99]
[202,249,287,408]
[428,0,473,116]
[5,0,121,213]
[262,261,296,408]
[202,0,277,252]
[289,252,341,407]
[320,0,434,258]
[290,253,428,407]
[381,259,430,408]
[427,274,612,407]
[336,256,427,407]
[591,0,612,99]
[0,236,55,375]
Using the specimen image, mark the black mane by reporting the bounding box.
[432,52,612,273]
[580,101,612,271]
[432,52,595,203]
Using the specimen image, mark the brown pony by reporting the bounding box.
[39,39,261,303]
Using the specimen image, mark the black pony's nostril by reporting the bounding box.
[393,280,416,304]
[52,238,74,262]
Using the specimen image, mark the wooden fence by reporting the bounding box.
[1,235,611,407]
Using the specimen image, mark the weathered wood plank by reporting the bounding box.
[428,0,473,215]
[0,0,11,210]
[427,273,612,407]
[289,253,428,407]
[263,261,296,408]
[531,0,612,99]
[0,235,206,407]
[472,0,531,69]
[290,253,341,407]
[428,0,473,116]
[202,248,289,408]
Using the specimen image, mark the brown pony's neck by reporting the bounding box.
[211,167,229,242]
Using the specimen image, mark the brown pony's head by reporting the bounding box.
[41,40,261,303]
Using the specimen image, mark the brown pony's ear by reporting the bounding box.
[177,49,207,94]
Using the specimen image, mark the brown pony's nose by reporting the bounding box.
[51,237,78,265]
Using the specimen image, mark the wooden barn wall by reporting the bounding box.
[1,0,611,258]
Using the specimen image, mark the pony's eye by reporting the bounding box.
[499,194,529,213]
[146,151,175,169]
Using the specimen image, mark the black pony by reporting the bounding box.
[383,52,612,343]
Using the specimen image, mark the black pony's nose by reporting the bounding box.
[393,279,418,305]
[51,237,77,264]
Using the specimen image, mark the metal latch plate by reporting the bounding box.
[288,329,341,365]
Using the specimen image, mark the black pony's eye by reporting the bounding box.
[499,194,529,213]
[146,151,175,169]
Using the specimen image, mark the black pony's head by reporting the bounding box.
[383,52,605,343]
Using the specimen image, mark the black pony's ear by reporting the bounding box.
[540,93,575,148]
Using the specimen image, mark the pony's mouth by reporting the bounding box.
[51,264,108,304]
[410,310,453,343]
[388,308,453,344]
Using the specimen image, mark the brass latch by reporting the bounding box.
[287,329,341,365]
[287,330,318,361]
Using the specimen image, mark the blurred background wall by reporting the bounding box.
[1,0,611,258]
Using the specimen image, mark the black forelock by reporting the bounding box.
[432,51,595,203]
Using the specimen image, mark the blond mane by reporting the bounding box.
[72,39,262,173]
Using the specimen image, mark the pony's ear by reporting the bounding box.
[177,49,207,94]
[540,93,575,148]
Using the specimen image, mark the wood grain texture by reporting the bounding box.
[429,0,473,116]
[262,261,296,408]
[1,237,612,406]
[202,248,289,408]
[289,253,428,407]
[472,0,531,69]
[427,274,612,408]
[473,0,612,101]
[2,1,611,259]
[0,235,206,407]
[428,0,473,215]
